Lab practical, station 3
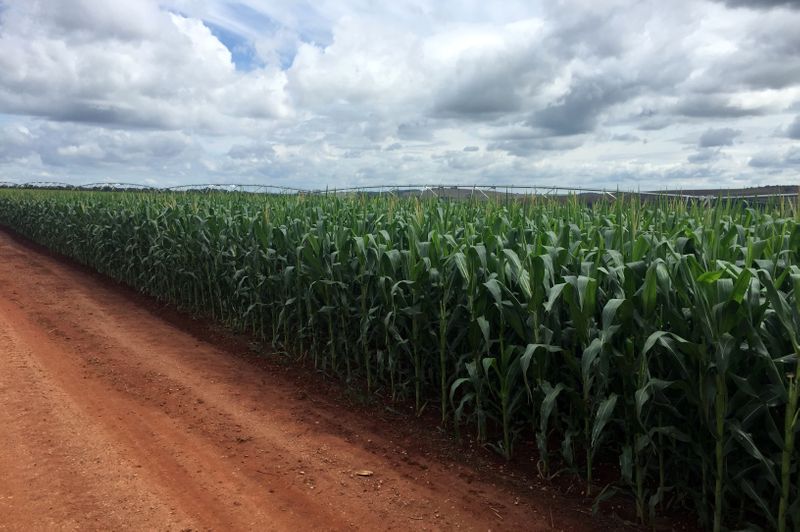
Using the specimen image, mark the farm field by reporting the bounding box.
[0,228,595,531]
[0,188,798,531]
[3,0,800,530]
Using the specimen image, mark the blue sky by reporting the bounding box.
[206,22,260,70]
[0,0,798,189]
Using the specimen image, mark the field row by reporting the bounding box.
[0,189,798,531]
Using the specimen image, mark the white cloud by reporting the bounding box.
[0,2,289,131]
[0,0,799,189]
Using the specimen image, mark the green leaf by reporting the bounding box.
[544,282,569,313]
[731,269,752,303]
[484,278,503,304]
[713,300,741,336]
[739,479,777,530]
[601,298,630,333]
[729,421,779,488]
[642,264,658,317]
[591,394,618,448]
[503,249,532,301]
[449,377,472,402]
[453,252,469,283]
[581,338,603,379]
[520,344,561,399]
[620,445,633,484]
[577,275,597,315]
[476,316,491,345]
[539,381,565,433]
[697,269,724,283]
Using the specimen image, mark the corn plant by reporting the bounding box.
[0,187,798,530]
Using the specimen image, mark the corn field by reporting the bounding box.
[0,188,798,531]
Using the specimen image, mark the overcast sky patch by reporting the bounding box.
[0,0,798,189]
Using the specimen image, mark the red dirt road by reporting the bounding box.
[0,228,606,531]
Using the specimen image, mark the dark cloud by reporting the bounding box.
[674,95,765,118]
[698,127,741,147]
[748,146,800,168]
[434,75,522,118]
[529,77,637,136]
[729,62,800,91]
[637,117,673,131]
[463,145,480,152]
[687,147,722,164]
[487,137,583,157]
[397,120,435,141]
[715,0,800,9]
[695,49,800,92]
[786,115,800,139]
[430,36,556,121]
[748,152,782,167]
[610,133,642,142]
[787,146,800,164]
[0,101,127,129]
[45,103,176,130]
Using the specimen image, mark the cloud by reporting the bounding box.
[434,75,523,118]
[227,143,276,162]
[688,147,724,164]
[610,133,642,142]
[396,120,435,141]
[530,76,638,136]
[0,125,37,164]
[0,120,194,182]
[713,0,800,9]
[431,149,497,171]
[698,127,741,147]
[748,151,783,167]
[38,127,192,167]
[0,0,798,189]
[27,0,166,40]
[0,2,289,131]
[674,95,765,118]
[748,146,800,167]
[684,7,800,92]
[786,146,800,164]
[685,126,747,165]
[637,117,673,131]
[786,115,800,139]
[487,137,584,157]
[430,20,551,119]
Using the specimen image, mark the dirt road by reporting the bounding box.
[0,228,603,531]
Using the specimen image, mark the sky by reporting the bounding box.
[0,0,799,190]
